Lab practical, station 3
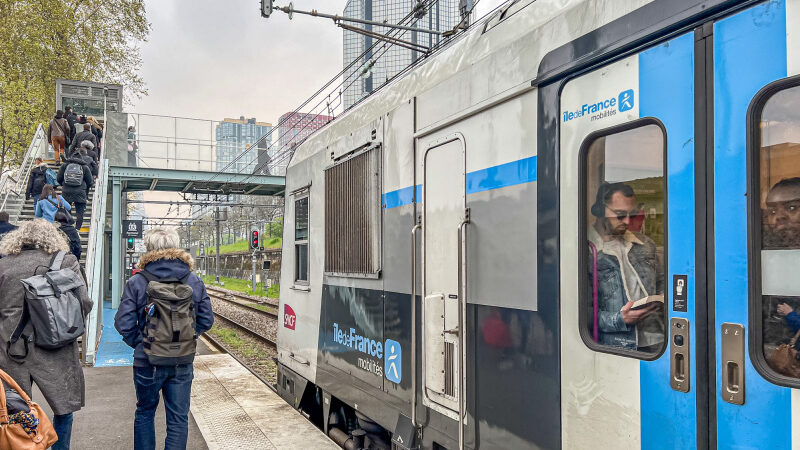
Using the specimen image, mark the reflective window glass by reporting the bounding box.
[295,195,309,284]
[583,122,667,356]
[756,84,800,380]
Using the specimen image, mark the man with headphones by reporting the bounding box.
[588,182,664,352]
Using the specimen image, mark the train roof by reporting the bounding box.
[290,0,744,167]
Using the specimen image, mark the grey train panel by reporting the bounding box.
[466,183,538,311]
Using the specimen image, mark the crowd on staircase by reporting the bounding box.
[14,107,103,266]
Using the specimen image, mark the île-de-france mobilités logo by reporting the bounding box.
[618,89,635,112]
[384,339,402,384]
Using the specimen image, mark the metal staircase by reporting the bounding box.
[0,125,109,365]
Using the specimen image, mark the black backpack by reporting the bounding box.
[140,271,197,366]
[63,163,83,187]
[47,198,73,224]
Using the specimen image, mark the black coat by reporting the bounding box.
[26,166,48,199]
[57,156,94,204]
[59,224,82,261]
[82,154,98,177]
[68,131,97,154]
[0,222,17,239]
[65,113,78,138]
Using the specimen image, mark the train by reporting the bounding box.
[275,0,800,448]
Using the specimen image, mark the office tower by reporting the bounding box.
[342,0,461,109]
[215,116,272,174]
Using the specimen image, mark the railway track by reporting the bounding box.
[207,289,279,320]
[211,310,277,349]
[206,285,278,308]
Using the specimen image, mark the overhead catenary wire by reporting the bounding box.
[249,0,487,180]
[209,0,445,184]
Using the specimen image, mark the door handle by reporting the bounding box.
[721,323,745,405]
[670,318,690,393]
[456,208,469,450]
[410,221,421,429]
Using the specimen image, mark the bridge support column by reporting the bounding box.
[112,179,122,309]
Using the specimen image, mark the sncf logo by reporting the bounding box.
[283,304,296,330]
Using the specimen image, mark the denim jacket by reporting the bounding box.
[588,228,663,350]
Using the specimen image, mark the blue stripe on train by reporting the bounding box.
[714,1,789,448]
[638,31,698,450]
[382,156,538,209]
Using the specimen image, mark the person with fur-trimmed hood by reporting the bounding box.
[114,228,213,450]
[0,219,93,450]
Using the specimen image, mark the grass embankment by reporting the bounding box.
[205,237,281,255]
[203,275,280,298]
[207,327,263,359]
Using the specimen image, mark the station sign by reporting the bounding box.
[123,220,143,238]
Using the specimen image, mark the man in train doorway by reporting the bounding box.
[588,182,664,352]
[763,177,800,249]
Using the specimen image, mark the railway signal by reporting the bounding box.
[250,228,260,250]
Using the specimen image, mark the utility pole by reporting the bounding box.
[215,207,221,284]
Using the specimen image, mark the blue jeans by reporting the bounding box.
[133,364,194,450]
[52,413,73,450]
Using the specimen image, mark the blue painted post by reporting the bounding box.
[111,179,122,308]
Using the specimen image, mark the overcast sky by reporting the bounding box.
[131,0,505,125]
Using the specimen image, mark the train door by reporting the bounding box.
[559,31,698,448]
[712,1,800,447]
[422,136,466,419]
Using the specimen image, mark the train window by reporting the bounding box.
[751,79,800,385]
[324,147,381,277]
[295,193,309,285]
[581,120,667,358]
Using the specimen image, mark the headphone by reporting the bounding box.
[591,182,612,218]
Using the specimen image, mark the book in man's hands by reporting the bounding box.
[630,294,665,310]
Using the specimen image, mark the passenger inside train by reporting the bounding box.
[758,83,800,379]
[584,123,666,354]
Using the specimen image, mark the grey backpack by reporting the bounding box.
[140,271,197,366]
[7,252,86,360]
[63,162,83,187]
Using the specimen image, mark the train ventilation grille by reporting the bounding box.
[444,342,456,397]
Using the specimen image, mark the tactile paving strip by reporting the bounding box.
[191,358,276,449]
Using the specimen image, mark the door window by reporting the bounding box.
[751,79,800,384]
[580,120,667,358]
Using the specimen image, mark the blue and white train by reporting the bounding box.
[276,0,800,448]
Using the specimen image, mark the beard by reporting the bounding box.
[763,225,800,249]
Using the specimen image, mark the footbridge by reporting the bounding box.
[4,113,286,364]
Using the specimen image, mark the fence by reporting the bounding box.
[104,112,288,175]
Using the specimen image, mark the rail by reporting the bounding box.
[0,124,49,219]
[83,158,109,364]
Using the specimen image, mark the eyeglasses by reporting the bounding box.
[606,206,641,220]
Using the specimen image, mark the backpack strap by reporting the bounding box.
[49,251,66,271]
[6,305,31,361]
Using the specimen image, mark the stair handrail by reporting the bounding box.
[83,157,109,365]
[0,124,49,213]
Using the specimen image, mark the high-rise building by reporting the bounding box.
[342,0,461,109]
[215,116,272,174]
[278,112,332,147]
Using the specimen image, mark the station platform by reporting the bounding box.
[32,304,336,449]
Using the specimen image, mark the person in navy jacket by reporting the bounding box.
[114,228,213,450]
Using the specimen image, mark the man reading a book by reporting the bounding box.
[588,182,665,352]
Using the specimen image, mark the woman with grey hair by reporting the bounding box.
[114,227,213,449]
[0,219,93,450]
